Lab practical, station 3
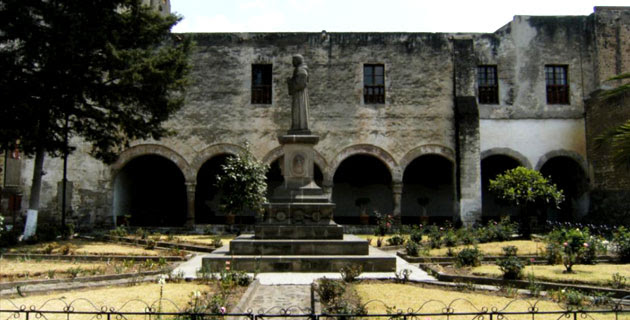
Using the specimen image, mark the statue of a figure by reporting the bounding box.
[287,54,309,133]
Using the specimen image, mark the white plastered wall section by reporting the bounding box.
[480,118,586,170]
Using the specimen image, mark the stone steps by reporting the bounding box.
[229,235,368,255]
[202,254,396,272]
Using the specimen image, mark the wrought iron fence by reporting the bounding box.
[1,297,628,320]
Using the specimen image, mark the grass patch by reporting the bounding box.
[355,282,618,319]
[8,239,164,256]
[429,240,543,256]
[172,235,233,247]
[0,257,170,281]
[472,264,630,287]
[1,282,212,312]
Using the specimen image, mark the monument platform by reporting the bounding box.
[202,234,396,272]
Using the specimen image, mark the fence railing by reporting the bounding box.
[1,297,628,320]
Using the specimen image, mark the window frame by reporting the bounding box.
[545,65,569,105]
[477,65,499,104]
[363,64,385,104]
[251,64,273,104]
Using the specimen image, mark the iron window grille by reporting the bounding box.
[364,64,385,104]
[545,65,569,104]
[478,65,499,104]
[252,64,272,104]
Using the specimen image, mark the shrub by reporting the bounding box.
[374,211,393,236]
[386,234,405,246]
[405,240,421,257]
[145,239,156,250]
[135,228,148,239]
[409,226,424,243]
[211,236,223,247]
[545,227,604,272]
[109,226,128,237]
[59,244,75,255]
[427,225,443,249]
[613,226,630,263]
[497,246,523,279]
[545,242,563,265]
[316,278,346,305]
[443,229,458,247]
[456,247,482,267]
[609,272,627,289]
[456,228,476,245]
[42,242,59,254]
[339,264,363,282]
[219,269,252,287]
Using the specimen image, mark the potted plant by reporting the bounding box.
[356,198,371,225]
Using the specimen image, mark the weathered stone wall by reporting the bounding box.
[13,7,630,227]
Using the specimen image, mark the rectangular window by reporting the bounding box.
[251,64,272,104]
[477,65,499,104]
[364,64,385,104]
[545,65,569,104]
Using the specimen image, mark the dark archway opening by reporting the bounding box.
[402,155,455,225]
[195,154,231,224]
[265,157,323,199]
[113,155,187,227]
[540,156,588,222]
[481,155,521,222]
[332,154,392,225]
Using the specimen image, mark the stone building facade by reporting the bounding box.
[2,6,629,228]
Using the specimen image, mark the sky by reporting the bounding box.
[171,0,629,34]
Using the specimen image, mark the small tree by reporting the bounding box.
[215,145,268,222]
[489,166,564,237]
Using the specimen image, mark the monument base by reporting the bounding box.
[201,234,396,272]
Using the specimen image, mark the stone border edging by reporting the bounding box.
[397,252,618,264]
[101,235,218,253]
[420,264,630,299]
[0,270,167,290]
[232,279,261,314]
[1,253,186,262]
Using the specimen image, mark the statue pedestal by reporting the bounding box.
[202,132,396,272]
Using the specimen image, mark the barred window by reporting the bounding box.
[364,64,385,104]
[545,65,569,104]
[252,64,272,104]
[477,65,499,104]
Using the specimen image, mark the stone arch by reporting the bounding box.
[191,143,247,175]
[399,144,455,173]
[327,144,399,183]
[535,150,587,174]
[538,152,589,222]
[481,148,532,169]
[111,144,192,182]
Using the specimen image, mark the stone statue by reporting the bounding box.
[286,54,309,133]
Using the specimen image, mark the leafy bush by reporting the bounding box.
[211,236,223,247]
[550,288,587,307]
[374,211,393,236]
[409,226,424,243]
[613,226,630,263]
[219,269,252,287]
[496,246,523,279]
[109,225,128,237]
[42,242,59,254]
[443,229,458,247]
[456,228,476,245]
[59,244,75,255]
[405,240,421,257]
[316,278,346,305]
[215,143,269,217]
[386,234,405,246]
[339,264,363,282]
[545,242,563,265]
[145,239,156,250]
[545,227,605,272]
[609,272,627,289]
[456,247,482,267]
[426,225,443,249]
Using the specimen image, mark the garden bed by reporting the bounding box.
[421,264,630,299]
[0,256,175,282]
[5,238,180,256]
[101,235,224,253]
